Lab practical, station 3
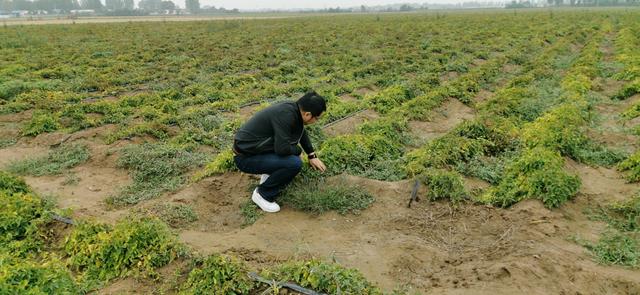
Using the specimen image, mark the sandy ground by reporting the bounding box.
[1,35,639,293]
[2,85,640,294]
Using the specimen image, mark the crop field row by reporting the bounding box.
[1,9,640,294]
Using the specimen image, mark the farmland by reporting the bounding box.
[2,9,640,294]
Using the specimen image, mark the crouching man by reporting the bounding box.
[232,91,327,213]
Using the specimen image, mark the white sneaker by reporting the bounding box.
[259,174,270,185]
[251,188,280,213]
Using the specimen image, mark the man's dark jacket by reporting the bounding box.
[233,101,314,156]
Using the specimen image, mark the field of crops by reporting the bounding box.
[2,9,640,294]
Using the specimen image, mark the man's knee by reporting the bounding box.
[285,155,303,171]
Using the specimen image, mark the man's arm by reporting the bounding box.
[300,129,326,172]
[299,129,314,155]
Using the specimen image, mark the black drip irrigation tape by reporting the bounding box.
[237,100,264,109]
[51,213,75,225]
[237,97,293,110]
[248,272,326,295]
[321,108,368,129]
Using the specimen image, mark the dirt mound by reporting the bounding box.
[591,94,640,153]
[175,171,640,293]
[596,77,626,98]
[409,98,475,143]
[565,159,638,204]
[0,145,49,168]
[0,110,33,123]
[21,140,131,223]
[323,109,380,137]
[3,98,639,294]
[173,172,252,232]
[441,71,460,82]
[474,89,494,104]
[339,93,359,103]
[354,86,378,97]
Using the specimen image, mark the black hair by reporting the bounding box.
[297,90,326,117]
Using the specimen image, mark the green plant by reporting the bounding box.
[151,203,199,228]
[64,218,186,288]
[584,195,640,268]
[0,191,52,256]
[240,200,264,226]
[107,143,206,206]
[455,154,514,185]
[453,116,519,155]
[105,121,170,144]
[0,253,79,295]
[7,143,90,176]
[0,171,31,195]
[621,101,640,120]
[480,87,534,119]
[520,103,588,158]
[405,134,489,176]
[397,89,448,120]
[192,150,236,181]
[281,177,375,215]
[0,138,16,148]
[358,116,410,145]
[618,151,640,182]
[587,231,639,268]
[262,259,382,295]
[611,79,640,101]
[62,173,80,186]
[179,254,254,295]
[573,142,627,167]
[320,134,402,177]
[593,195,640,233]
[21,111,59,136]
[419,168,468,203]
[478,147,580,208]
[365,85,411,114]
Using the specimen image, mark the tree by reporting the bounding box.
[80,0,103,10]
[123,0,132,9]
[13,0,34,10]
[105,0,124,10]
[139,0,161,11]
[56,0,78,11]
[160,0,174,10]
[0,0,11,11]
[34,0,53,11]
[185,0,199,13]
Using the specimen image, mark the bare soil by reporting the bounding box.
[323,109,380,137]
[409,98,475,144]
[441,71,460,83]
[2,92,640,293]
[592,94,640,153]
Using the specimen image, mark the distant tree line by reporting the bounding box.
[0,0,216,14]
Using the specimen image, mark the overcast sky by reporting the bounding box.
[198,1,456,10]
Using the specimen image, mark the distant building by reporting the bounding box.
[11,10,30,17]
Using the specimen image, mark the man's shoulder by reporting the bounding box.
[263,100,297,115]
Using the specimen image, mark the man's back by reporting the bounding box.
[234,101,307,156]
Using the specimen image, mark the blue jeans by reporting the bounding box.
[234,153,302,202]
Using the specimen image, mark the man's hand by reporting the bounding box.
[309,158,326,172]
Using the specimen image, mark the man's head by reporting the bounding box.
[297,90,326,125]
